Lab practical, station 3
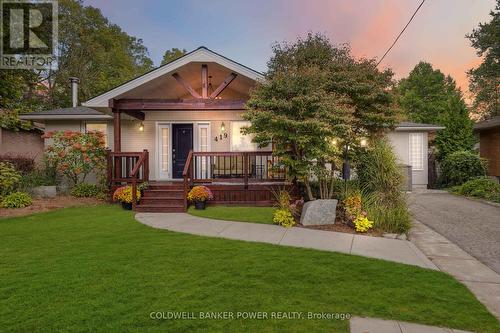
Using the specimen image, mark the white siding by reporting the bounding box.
[387,131,429,187]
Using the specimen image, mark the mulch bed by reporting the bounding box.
[298,223,383,237]
[0,196,105,219]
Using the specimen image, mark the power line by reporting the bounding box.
[376,0,426,66]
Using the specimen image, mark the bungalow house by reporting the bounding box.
[20,47,442,211]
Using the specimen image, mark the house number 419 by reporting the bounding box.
[214,133,228,142]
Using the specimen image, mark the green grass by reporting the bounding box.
[1,205,498,333]
[188,205,276,224]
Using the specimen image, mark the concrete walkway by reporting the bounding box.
[350,316,473,333]
[410,220,500,321]
[135,213,437,269]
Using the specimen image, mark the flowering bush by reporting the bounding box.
[43,130,107,186]
[353,214,374,233]
[344,194,362,220]
[187,186,213,202]
[273,208,296,228]
[113,186,141,203]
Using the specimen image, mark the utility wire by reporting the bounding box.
[376,0,426,66]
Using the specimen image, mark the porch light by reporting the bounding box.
[139,122,144,132]
[220,122,226,132]
[360,137,368,147]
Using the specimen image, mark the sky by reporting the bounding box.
[83,0,495,96]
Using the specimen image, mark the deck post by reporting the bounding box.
[243,152,249,189]
[112,104,121,179]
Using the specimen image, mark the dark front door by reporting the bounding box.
[172,124,193,179]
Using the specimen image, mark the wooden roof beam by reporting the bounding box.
[210,73,237,99]
[172,73,202,99]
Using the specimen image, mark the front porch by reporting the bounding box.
[107,149,290,212]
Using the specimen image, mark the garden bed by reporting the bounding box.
[300,223,383,237]
[0,195,104,218]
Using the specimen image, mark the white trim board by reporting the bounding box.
[83,47,264,108]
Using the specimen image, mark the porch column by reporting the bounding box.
[112,108,121,152]
[112,108,121,180]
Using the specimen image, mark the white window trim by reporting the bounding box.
[408,133,424,171]
[229,121,257,152]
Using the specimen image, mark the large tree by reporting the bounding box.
[397,62,475,161]
[244,33,399,200]
[161,48,187,65]
[47,0,154,107]
[467,0,499,120]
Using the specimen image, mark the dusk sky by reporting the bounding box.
[84,0,495,96]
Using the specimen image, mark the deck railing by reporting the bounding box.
[183,150,286,208]
[107,150,149,207]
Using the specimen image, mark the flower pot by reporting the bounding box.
[121,202,133,210]
[194,200,206,210]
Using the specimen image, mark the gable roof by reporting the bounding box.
[19,107,112,120]
[82,46,264,108]
[473,116,500,131]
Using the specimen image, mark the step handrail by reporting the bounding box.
[130,149,149,210]
[182,150,194,211]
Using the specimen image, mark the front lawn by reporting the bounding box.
[188,205,275,224]
[1,205,498,332]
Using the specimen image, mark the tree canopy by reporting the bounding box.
[467,0,499,120]
[397,61,475,161]
[161,48,187,65]
[244,33,400,199]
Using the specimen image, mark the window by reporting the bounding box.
[230,121,257,151]
[85,123,108,147]
[409,133,424,170]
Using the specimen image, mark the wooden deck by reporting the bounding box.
[107,150,293,212]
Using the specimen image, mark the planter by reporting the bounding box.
[32,185,57,198]
[121,202,133,210]
[194,200,206,210]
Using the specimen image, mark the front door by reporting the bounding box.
[172,124,193,179]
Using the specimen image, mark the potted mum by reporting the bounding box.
[187,185,213,209]
[113,185,141,210]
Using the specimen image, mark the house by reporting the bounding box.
[474,116,500,179]
[20,47,442,211]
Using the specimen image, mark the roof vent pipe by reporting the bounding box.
[69,77,79,108]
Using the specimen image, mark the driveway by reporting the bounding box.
[408,191,500,274]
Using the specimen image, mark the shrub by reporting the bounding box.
[0,155,35,174]
[439,151,487,186]
[187,186,213,202]
[0,162,22,196]
[273,208,296,228]
[353,215,374,233]
[355,138,411,234]
[113,186,141,203]
[1,192,32,208]
[362,191,411,234]
[43,130,107,186]
[356,138,404,193]
[71,183,105,199]
[452,177,500,203]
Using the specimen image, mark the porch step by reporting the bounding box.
[134,205,185,213]
[148,184,184,190]
[139,197,184,205]
[143,189,184,197]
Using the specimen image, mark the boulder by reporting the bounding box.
[32,185,57,198]
[300,199,338,226]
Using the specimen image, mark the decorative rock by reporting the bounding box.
[396,234,407,241]
[32,185,57,198]
[382,233,398,239]
[300,199,338,226]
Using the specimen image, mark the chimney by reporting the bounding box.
[69,77,79,108]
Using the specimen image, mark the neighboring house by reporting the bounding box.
[474,116,500,179]
[20,46,442,210]
[0,126,44,164]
